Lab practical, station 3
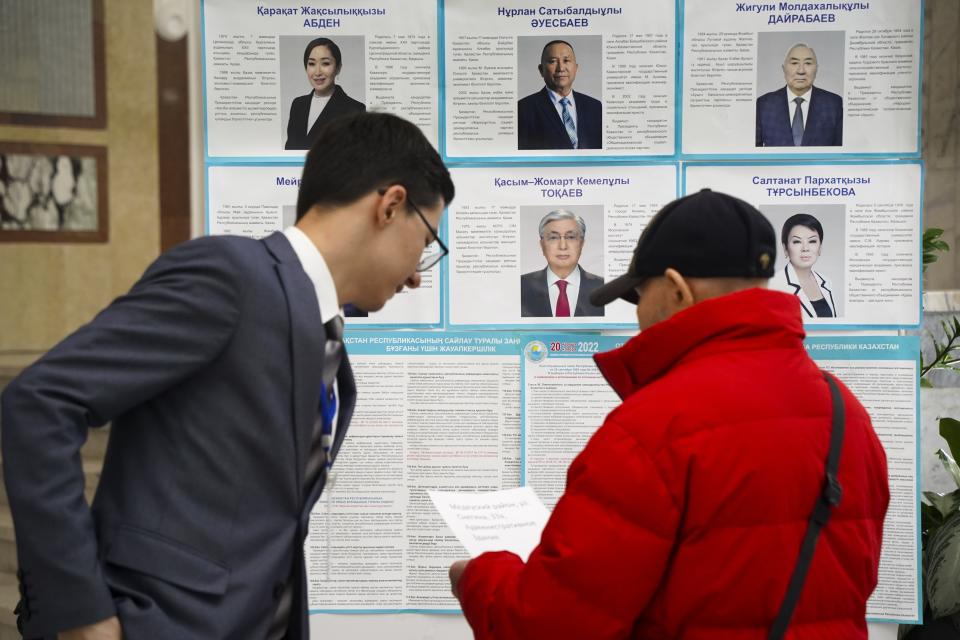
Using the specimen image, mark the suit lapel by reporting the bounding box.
[264,233,325,503]
[573,266,585,316]
[802,87,819,145]
[332,352,356,461]
[537,88,572,147]
[777,88,794,142]
[783,263,813,317]
[572,92,591,148]
[816,270,837,316]
[534,268,553,316]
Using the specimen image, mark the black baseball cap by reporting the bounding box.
[590,189,776,306]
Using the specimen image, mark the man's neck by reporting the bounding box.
[296,203,370,307]
[549,265,576,280]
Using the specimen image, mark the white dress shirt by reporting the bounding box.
[306,93,332,133]
[282,225,342,436]
[546,266,581,317]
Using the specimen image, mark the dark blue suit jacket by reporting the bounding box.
[520,266,605,317]
[2,232,354,639]
[755,86,843,147]
[518,88,602,150]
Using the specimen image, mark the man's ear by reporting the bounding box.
[376,184,407,227]
[664,268,695,309]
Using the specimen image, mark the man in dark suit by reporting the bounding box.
[521,209,604,317]
[1,113,454,639]
[518,40,602,150]
[756,43,843,147]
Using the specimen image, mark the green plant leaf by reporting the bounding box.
[924,490,960,519]
[941,418,960,467]
[926,513,960,618]
[922,377,934,388]
[938,449,960,490]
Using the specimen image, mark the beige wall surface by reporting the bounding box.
[0,0,160,353]
[923,0,960,291]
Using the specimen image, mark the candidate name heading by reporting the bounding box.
[753,174,871,198]
[735,1,870,24]
[255,5,388,29]
[494,175,632,199]
[497,6,623,29]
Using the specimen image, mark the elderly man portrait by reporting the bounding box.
[756,43,843,147]
[518,39,603,150]
[520,209,604,318]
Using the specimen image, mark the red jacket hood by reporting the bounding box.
[594,288,806,399]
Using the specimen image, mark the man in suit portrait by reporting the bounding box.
[1,112,454,639]
[521,209,604,317]
[756,43,843,147]
[518,40,603,150]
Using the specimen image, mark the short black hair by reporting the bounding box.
[540,40,575,64]
[303,37,342,69]
[296,112,454,220]
[780,213,824,245]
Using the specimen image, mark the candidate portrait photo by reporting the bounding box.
[516,36,603,151]
[279,35,366,151]
[519,205,605,318]
[755,31,845,148]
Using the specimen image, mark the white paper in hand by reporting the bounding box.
[428,486,550,562]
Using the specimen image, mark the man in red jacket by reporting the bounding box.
[449,189,889,639]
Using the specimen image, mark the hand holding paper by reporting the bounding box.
[429,486,549,562]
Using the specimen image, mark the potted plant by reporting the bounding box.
[899,229,960,639]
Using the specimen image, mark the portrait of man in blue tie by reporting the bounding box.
[517,40,603,150]
[520,209,605,317]
[756,43,843,147]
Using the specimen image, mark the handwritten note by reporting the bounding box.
[428,486,550,561]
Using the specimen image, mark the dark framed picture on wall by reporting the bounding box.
[0,141,108,243]
[0,0,106,129]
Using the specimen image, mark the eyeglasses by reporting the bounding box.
[378,187,449,272]
[408,198,448,272]
[542,232,583,244]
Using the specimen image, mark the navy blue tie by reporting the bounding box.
[305,315,343,489]
[792,97,805,146]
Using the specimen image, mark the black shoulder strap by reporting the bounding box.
[769,372,846,640]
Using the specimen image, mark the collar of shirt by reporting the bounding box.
[307,93,333,132]
[282,226,342,324]
[546,265,581,287]
[546,265,581,316]
[786,87,812,108]
[546,87,577,123]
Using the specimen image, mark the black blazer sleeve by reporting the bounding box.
[285,94,312,150]
[0,238,244,636]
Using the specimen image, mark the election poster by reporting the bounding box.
[685,161,922,328]
[443,0,676,160]
[681,0,921,157]
[203,0,438,159]
[447,164,678,328]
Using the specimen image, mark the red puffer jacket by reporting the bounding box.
[458,288,889,639]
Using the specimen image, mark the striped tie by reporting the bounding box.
[560,97,577,148]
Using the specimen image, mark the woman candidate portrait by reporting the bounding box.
[778,213,837,318]
[284,37,365,150]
